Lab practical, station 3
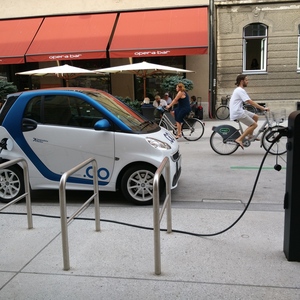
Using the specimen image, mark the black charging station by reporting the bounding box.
[283,111,300,261]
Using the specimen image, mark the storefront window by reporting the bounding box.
[133,57,185,101]
[0,66,7,81]
[243,23,268,73]
[67,59,111,92]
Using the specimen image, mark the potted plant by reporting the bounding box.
[160,75,194,98]
[0,80,18,100]
[115,96,141,113]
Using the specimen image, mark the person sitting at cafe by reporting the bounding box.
[163,93,172,105]
[153,95,167,118]
[153,95,167,108]
[141,97,152,108]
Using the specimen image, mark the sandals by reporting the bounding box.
[235,140,244,150]
[175,134,182,139]
[248,135,260,141]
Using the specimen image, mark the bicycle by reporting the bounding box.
[157,107,205,141]
[215,95,257,120]
[210,110,287,155]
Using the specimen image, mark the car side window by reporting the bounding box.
[67,97,104,128]
[23,96,42,122]
[43,95,72,125]
[24,95,104,128]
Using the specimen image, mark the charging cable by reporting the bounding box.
[0,128,288,237]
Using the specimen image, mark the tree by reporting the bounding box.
[160,76,194,98]
[0,80,18,99]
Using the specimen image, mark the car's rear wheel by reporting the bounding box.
[121,164,164,205]
[0,165,24,203]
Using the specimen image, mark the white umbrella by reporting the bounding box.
[16,64,96,86]
[95,61,194,98]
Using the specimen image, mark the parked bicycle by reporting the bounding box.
[215,95,257,120]
[210,110,287,155]
[157,107,205,141]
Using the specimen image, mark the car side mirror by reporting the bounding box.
[94,119,111,131]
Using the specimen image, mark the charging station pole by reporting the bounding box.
[283,111,300,261]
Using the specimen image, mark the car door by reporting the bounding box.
[22,94,115,187]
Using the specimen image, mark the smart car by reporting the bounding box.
[0,88,181,205]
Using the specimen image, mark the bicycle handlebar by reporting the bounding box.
[157,106,170,112]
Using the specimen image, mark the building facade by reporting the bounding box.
[0,0,211,117]
[1,0,299,118]
[215,0,300,115]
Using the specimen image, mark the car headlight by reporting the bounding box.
[146,137,171,150]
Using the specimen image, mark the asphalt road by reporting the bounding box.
[26,118,288,213]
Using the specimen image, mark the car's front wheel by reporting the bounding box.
[0,165,25,203]
[121,164,164,205]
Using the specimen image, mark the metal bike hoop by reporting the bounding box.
[0,158,32,229]
[153,156,172,275]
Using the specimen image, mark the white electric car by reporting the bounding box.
[0,88,181,205]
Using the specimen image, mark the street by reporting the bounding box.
[28,118,287,214]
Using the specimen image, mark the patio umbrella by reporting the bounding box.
[94,61,194,98]
[16,64,96,86]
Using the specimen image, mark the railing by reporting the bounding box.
[59,157,100,271]
[153,157,172,275]
[0,158,32,229]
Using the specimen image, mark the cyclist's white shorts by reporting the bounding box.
[238,111,256,126]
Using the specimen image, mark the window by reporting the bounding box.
[24,96,42,122]
[67,97,104,128]
[67,59,111,92]
[0,66,7,81]
[298,25,300,71]
[243,23,268,72]
[24,95,104,128]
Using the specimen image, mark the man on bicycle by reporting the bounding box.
[230,74,269,149]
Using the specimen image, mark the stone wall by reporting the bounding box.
[215,1,300,116]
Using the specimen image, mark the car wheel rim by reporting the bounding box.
[0,169,21,199]
[127,169,154,202]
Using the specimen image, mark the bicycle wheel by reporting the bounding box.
[159,119,176,136]
[262,125,287,155]
[159,119,168,130]
[215,105,230,120]
[210,131,239,155]
[182,118,205,141]
[244,104,257,114]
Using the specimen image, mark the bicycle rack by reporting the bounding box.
[59,157,100,271]
[153,156,172,275]
[0,158,32,229]
[0,157,171,274]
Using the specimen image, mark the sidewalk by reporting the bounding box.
[0,118,299,299]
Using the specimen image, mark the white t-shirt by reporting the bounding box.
[166,97,172,105]
[153,99,167,108]
[229,87,251,120]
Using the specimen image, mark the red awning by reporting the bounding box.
[0,18,43,65]
[109,8,208,58]
[25,14,117,62]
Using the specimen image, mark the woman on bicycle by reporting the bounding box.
[230,74,269,149]
[166,83,191,139]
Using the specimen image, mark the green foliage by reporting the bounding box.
[0,80,18,99]
[160,76,194,97]
[115,96,141,113]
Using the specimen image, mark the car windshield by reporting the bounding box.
[82,90,157,132]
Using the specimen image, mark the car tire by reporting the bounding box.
[0,165,25,203]
[121,164,164,205]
